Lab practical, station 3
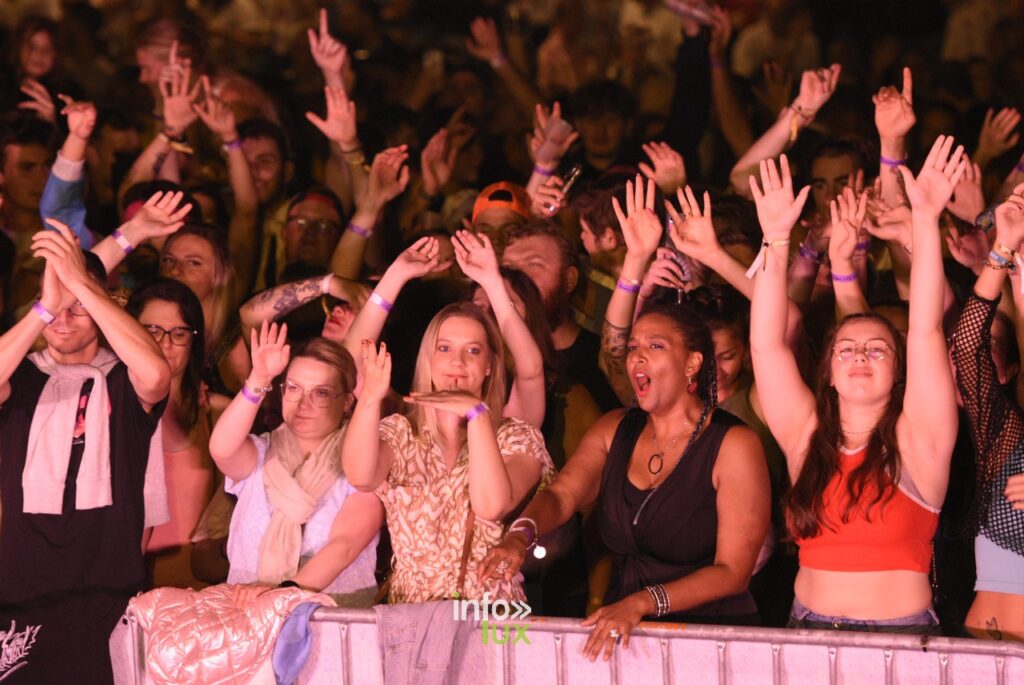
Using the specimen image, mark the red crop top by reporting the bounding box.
[793,447,939,573]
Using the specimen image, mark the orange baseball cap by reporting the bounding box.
[471,182,531,224]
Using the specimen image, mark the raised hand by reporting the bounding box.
[976,107,1021,165]
[362,146,410,210]
[391,236,452,280]
[121,191,193,243]
[158,42,200,136]
[665,186,719,263]
[865,197,912,246]
[873,67,915,140]
[18,78,56,123]
[421,129,456,197]
[994,182,1024,253]
[57,95,97,141]
[249,320,291,382]
[639,248,689,298]
[193,76,237,142]
[753,61,793,115]
[708,6,732,60]
[749,155,811,239]
[466,16,504,64]
[528,102,578,165]
[944,223,988,273]
[793,64,841,116]
[639,142,687,195]
[530,176,566,218]
[360,339,392,403]
[31,219,90,292]
[453,229,501,286]
[828,187,869,270]
[898,135,967,219]
[38,256,75,314]
[307,8,349,77]
[305,86,358,148]
[946,158,985,224]
[611,175,663,260]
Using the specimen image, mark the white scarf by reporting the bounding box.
[23,348,119,514]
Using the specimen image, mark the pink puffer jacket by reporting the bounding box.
[129,584,336,685]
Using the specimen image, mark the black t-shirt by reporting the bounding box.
[555,327,621,413]
[0,358,165,606]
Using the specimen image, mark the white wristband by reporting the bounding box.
[320,274,333,295]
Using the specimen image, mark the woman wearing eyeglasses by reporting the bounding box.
[208,322,383,605]
[127,278,216,589]
[749,140,964,633]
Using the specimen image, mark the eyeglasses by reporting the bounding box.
[287,216,341,236]
[145,324,197,346]
[832,340,894,362]
[280,380,344,407]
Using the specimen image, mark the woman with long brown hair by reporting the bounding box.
[749,139,964,633]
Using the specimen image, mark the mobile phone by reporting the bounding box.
[544,164,583,213]
[663,0,715,26]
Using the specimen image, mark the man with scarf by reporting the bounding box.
[0,219,171,685]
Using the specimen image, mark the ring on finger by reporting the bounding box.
[608,628,620,639]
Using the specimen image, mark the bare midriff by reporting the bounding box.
[794,567,933,620]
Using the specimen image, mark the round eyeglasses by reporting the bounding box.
[832,341,893,362]
[145,324,197,346]
[280,380,344,407]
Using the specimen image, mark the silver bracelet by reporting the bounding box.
[645,584,671,617]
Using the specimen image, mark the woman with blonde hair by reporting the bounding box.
[342,302,555,602]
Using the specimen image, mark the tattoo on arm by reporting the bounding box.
[601,319,629,379]
[270,277,326,318]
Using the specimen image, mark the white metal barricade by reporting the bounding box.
[111,607,1024,684]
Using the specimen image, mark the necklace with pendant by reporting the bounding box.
[633,407,709,526]
[647,420,691,475]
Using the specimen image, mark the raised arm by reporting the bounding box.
[729,65,840,197]
[453,229,545,427]
[193,76,259,300]
[749,155,817,475]
[974,107,1021,172]
[238,273,368,343]
[39,96,98,248]
[33,221,171,408]
[209,321,290,482]
[525,103,578,198]
[466,17,541,119]
[307,8,355,93]
[874,67,915,208]
[341,340,396,491]
[708,7,754,157]
[306,85,366,214]
[895,135,965,507]
[90,191,192,274]
[828,187,871,318]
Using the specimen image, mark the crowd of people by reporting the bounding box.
[1,0,1023,682]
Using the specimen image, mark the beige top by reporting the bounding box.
[377,414,555,603]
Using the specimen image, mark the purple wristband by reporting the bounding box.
[1016,160,1024,173]
[854,240,872,252]
[222,138,242,152]
[880,154,908,168]
[798,243,821,262]
[831,271,858,283]
[465,402,489,422]
[112,229,133,254]
[616,278,641,294]
[533,165,555,177]
[347,222,372,238]
[369,292,393,312]
[240,386,263,404]
[32,301,55,324]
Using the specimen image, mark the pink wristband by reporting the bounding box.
[465,402,489,422]
[240,386,264,404]
[32,301,55,324]
[369,292,393,312]
[347,222,372,238]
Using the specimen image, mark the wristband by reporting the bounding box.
[347,221,372,238]
[532,165,555,177]
[222,137,242,153]
[797,243,821,262]
[831,271,858,283]
[616,278,641,294]
[465,402,489,422]
[854,240,872,253]
[340,145,362,154]
[240,386,265,404]
[320,274,333,295]
[32,301,55,324]
[880,154,908,168]
[112,229,133,255]
[984,258,1014,271]
[645,584,671,618]
[988,250,1011,267]
[369,292,393,312]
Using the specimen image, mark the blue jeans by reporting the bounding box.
[787,597,941,635]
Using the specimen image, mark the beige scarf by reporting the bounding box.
[23,348,119,514]
[256,423,346,584]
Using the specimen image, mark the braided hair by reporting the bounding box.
[636,301,718,409]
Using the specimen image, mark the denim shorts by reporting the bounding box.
[787,597,941,635]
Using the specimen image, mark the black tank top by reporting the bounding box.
[596,407,758,623]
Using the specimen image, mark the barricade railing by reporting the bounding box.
[112,606,1024,684]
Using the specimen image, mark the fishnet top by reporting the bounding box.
[952,293,1024,556]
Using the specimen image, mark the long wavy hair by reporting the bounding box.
[160,224,235,349]
[126,278,206,432]
[635,301,718,409]
[410,302,507,439]
[786,313,907,539]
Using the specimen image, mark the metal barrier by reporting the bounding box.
[112,607,1024,684]
[300,609,1022,685]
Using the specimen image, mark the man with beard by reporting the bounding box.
[0,222,170,684]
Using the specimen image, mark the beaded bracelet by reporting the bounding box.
[465,402,489,422]
[831,271,858,283]
[347,221,372,238]
[880,155,908,168]
[32,301,55,324]
[984,258,1014,271]
[112,229,133,255]
[616,278,641,294]
[369,292,393,312]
